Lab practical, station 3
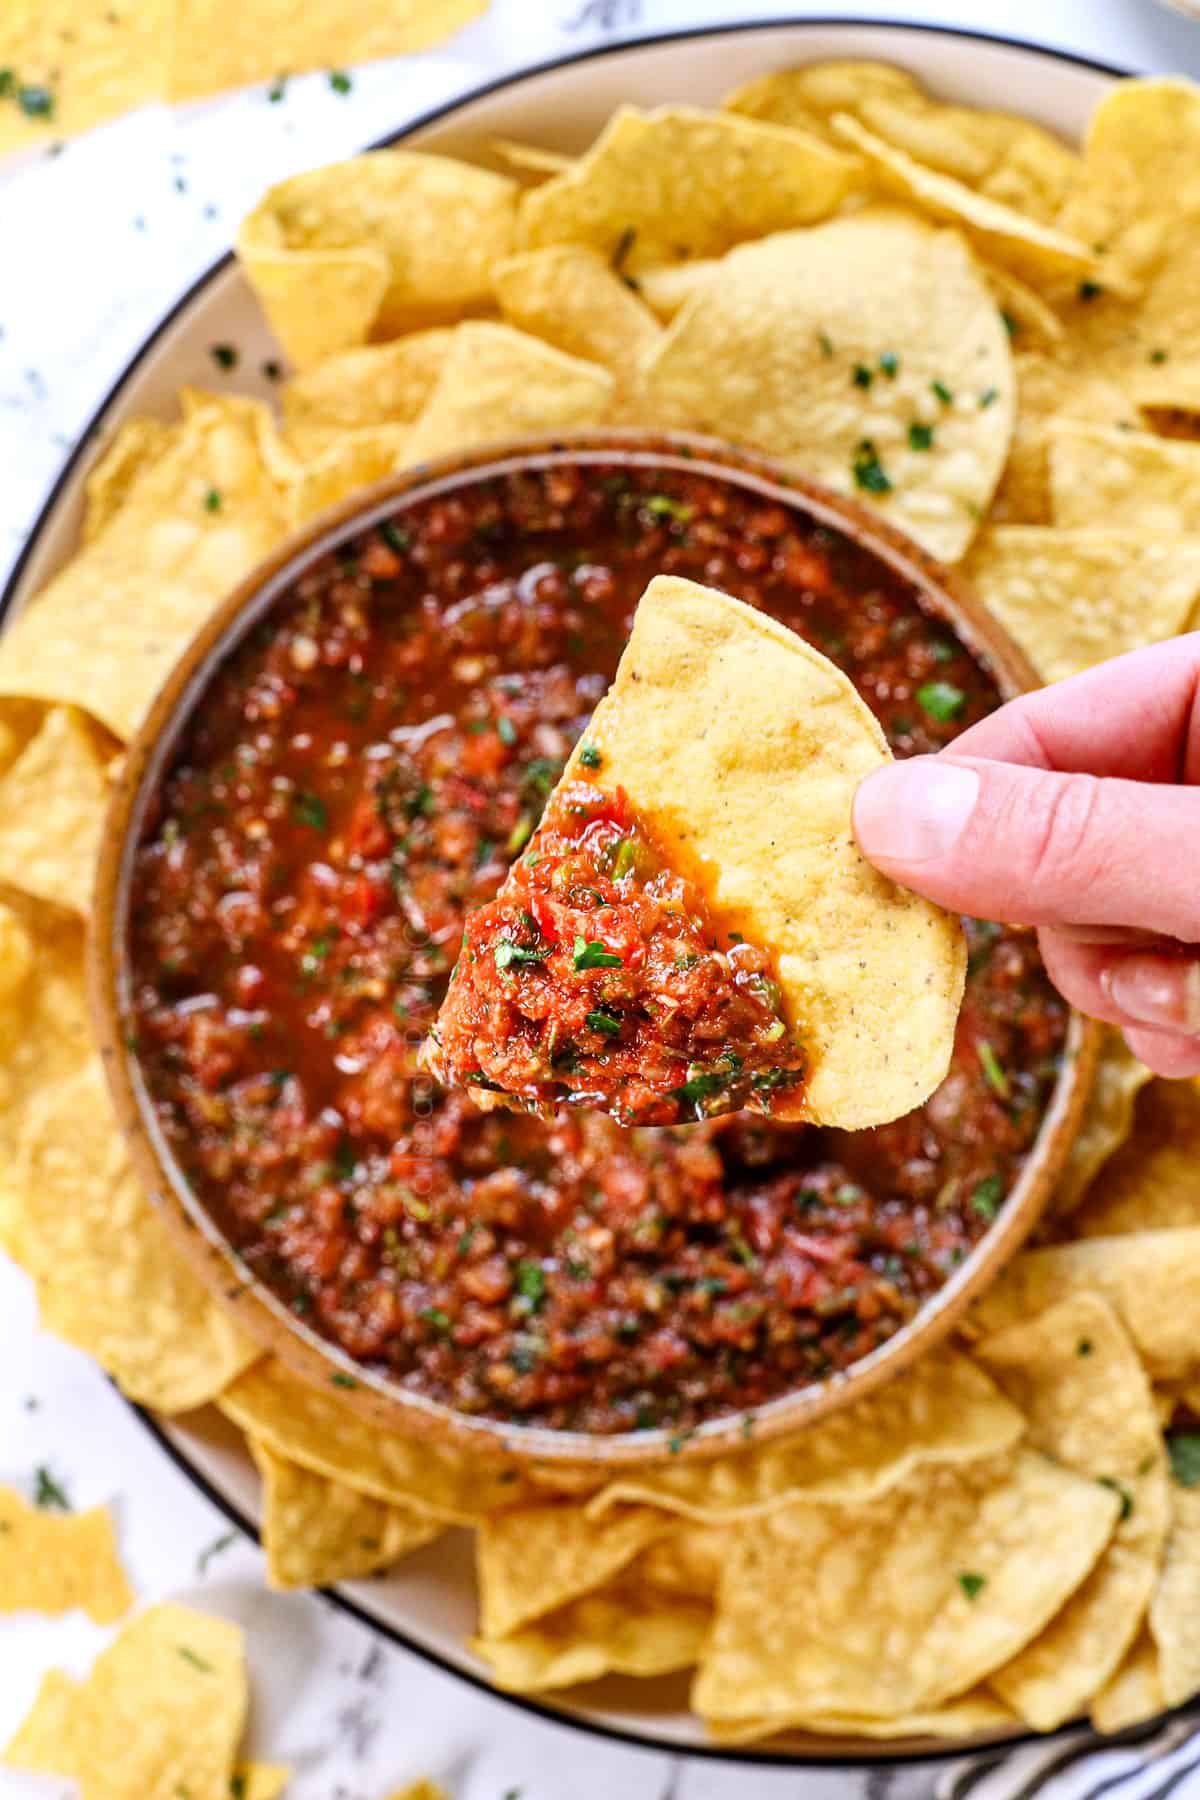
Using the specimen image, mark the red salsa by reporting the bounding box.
[128,460,1067,1435]
[425,776,806,1126]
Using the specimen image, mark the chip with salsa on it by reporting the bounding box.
[426,576,965,1129]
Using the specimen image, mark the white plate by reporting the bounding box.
[1,19,1125,1766]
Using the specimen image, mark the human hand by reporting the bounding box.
[852,633,1200,1078]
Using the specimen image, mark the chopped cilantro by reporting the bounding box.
[978,387,999,409]
[851,363,873,389]
[970,1174,1004,1221]
[1098,1475,1133,1521]
[672,1055,742,1108]
[494,939,551,970]
[817,330,835,357]
[419,1306,451,1333]
[176,1645,214,1672]
[1000,308,1019,339]
[931,379,954,405]
[668,1428,695,1455]
[611,225,637,276]
[514,1260,547,1311]
[196,1529,237,1576]
[380,521,410,553]
[330,1372,358,1389]
[496,714,518,746]
[586,1007,622,1037]
[916,679,965,722]
[852,439,892,495]
[210,343,237,370]
[1078,279,1103,302]
[573,936,622,971]
[17,83,54,119]
[34,1466,70,1511]
[1078,1338,1093,1357]
[978,1040,1009,1099]
[1168,1434,1200,1487]
[292,792,327,830]
[203,487,222,512]
[1149,348,1168,365]
[878,351,900,378]
[931,640,956,663]
[579,743,602,770]
[907,421,934,452]
[957,1571,986,1601]
[645,494,693,522]
[267,73,288,103]
[328,69,353,94]
[506,814,534,855]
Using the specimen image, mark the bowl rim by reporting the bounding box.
[88,427,1102,1468]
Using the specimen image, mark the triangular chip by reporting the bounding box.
[0,1486,133,1624]
[476,1500,670,1637]
[473,1583,710,1692]
[428,576,963,1129]
[280,330,455,458]
[492,246,662,417]
[249,1439,442,1589]
[1075,1080,1200,1238]
[1049,421,1200,532]
[1051,1029,1153,1216]
[642,210,1014,562]
[0,705,114,914]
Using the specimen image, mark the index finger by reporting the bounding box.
[949,631,1200,782]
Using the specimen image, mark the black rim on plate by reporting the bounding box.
[12,16,1137,1766]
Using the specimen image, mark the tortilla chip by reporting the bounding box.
[981,263,1064,345]
[978,1295,1168,1729]
[630,1524,726,1599]
[492,246,661,416]
[3,1603,246,1796]
[724,61,1081,224]
[0,391,290,740]
[0,1486,132,1624]
[585,1350,1021,1523]
[517,104,858,265]
[963,527,1200,683]
[281,331,455,458]
[0,0,165,156]
[636,258,720,322]
[0,897,91,1215]
[283,425,412,526]
[830,115,1102,292]
[1049,421,1200,532]
[1148,1480,1200,1710]
[1052,1030,1153,1216]
[1091,1628,1165,1734]
[168,0,487,101]
[709,1689,1019,1745]
[402,322,614,467]
[218,1358,531,1520]
[692,1451,1118,1724]
[83,417,176,544]
[967,1229,1200,1382]
[478,1501,669,1637]
[1062,79,1200,286]
[547,576,963,1127]
[250,1439,442,1590]
[1076,1081,1200,1238]
[642,210,1014,562]
[0,706,113,913]
[9,1057,259,1411]
[474,1583,710,1692]
[237,154,516,367]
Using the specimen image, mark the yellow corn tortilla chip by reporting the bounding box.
[9,1057,259,1411]
[0,391,290,740]
[168,0,487,101]
[0,0,165,157]
[477,1501,669,1638]
[250,1439,441,1589]
[978,1294,1168,1729]
[517,104,858,265]
[709,1689,1019,1745]
[967,1229,1200,1382]
[1062,79,1200,287]
[3,1602,247,1796]
[281,331,455,458]
[692,1451,1118,1724]
[724,61,1081,225]
[630,1523,726,1599]
[1049,421,1200,533]
[402,322,614,467]
[830,114,1102,292]
[1150,1478,1200,1710]
[219,1358,531,1520]
[637,258,720,322]
[473,1583,710,1693]
[1052,1030,1153,1216]
[83,417,176,544]
[1091,1628,1165,1734]
[0,1486,133,1624]
[1076,1081,1200,1238]
[963,527,1200,684]
[0,705,113,914]
[642,210,1014,563]
[549,575,964,1127]
[237,154,517,367]
[585,1350,1021,1523]
[981,263,1064,345]
[492,246,661,417]
[283,425,412,527]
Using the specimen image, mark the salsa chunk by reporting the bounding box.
[426,777,806,1124]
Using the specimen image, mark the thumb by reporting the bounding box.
[852,755,1200,938]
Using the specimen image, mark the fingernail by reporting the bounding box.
[853,760,980,865]
[1103,954,1200,1035]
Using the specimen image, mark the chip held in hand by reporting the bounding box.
[425,575,965,1129]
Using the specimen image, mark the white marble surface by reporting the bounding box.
[2,3,1199,1794]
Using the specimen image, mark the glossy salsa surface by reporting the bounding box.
[128,460,1067,1434]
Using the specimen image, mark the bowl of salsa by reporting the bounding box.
[90,433,1099,1466]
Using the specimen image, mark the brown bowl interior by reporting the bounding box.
[89,429,1100,1469]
